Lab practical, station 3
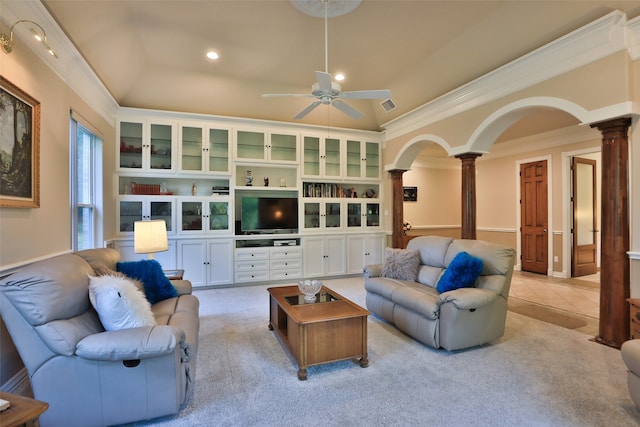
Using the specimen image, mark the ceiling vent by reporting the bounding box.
[380,98,397,112]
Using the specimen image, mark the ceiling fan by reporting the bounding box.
[262,0,391,120]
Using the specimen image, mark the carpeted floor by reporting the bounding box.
[124,277,638,427]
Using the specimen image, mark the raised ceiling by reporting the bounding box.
[41,0,640,134]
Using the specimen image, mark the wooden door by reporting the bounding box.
[520,160,548,274]
[571,157,598,276]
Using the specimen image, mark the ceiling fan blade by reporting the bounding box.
[293,101,322,119]
[262,93,315,98]
[332,99,364,119]
[315,71,333,92]
[339,89,392,100]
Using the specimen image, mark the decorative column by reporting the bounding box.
[390,169,407,248]
[591,117,631,348]
[455,153,482,240]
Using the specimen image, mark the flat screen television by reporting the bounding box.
[240,196,298,234]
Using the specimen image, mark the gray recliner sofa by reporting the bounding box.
[0,248,199,427]
[364,236,515,351]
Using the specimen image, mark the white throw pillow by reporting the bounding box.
[88,274,156,331]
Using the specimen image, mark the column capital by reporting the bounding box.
[454,152,483,161]
[590,117,632,133]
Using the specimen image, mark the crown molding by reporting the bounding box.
[382,11,630,141]
[627,14,640,60]
[1,0,119,124]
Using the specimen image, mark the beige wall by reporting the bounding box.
[0,25,115,386]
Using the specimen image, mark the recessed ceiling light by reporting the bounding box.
[334,73,345,81]
[206,50,219,60]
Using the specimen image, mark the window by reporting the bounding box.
[70,117,103,251]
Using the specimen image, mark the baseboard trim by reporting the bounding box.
[0,368,31,396]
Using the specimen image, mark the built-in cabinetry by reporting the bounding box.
[302,236,347,278]
[111,108,383,287]
[177,239,233,287]
[346,234,385,274]
[234,240,302,283]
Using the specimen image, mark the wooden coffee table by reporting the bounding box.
[267,285,369,380]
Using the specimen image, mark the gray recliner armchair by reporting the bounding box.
[0,248,199,427]
[621,339,640,409]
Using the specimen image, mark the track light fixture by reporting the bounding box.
[1,20,57,58]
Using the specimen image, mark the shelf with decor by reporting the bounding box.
[117,176,230,197]
[234,164,298,190]
[301,181,379,199]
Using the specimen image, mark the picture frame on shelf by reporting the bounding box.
[0,77,40,208]
[403,186,417,202]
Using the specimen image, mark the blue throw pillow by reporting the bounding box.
[436,251,484,293]
[116,259,177,304]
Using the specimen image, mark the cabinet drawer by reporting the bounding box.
[270,258,302,269]
[235,248,269,261]
[234,260,269,272]
[235,270,270,283]
[270,268,302,281]
[270,247,302,259]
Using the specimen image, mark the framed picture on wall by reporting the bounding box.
[0,76,40,208]
[403,186,417,201]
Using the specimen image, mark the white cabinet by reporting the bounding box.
[302,236,346,277]
[234,245,302,283]
[117,119,176,173]
[179,123,231,174]
[113,240,177,269]
[347,234,385,274]
[269,246,302,280]
[235,129,298,164]
[177,239,233,287]
[117,196,176,235]
[345,139,380,180]
[177,197,232,234]
[234,247,270,283]
[301,134,342,179]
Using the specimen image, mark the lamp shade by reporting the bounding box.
[134,220,169,256]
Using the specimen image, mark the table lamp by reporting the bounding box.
[134,219,168,259]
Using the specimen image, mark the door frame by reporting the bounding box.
[515,155,553,275]
[561,147,601,279]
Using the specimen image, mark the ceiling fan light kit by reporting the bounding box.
[263,0,391,120]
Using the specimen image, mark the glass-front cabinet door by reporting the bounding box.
[117,197,175,235]
[148,123,174,171]
[208,199,230,232]
[346,139,362,178]
[236,130,265,161]
[118,120,175,172]
[324,137,341,178]
[301,134,342,178]
[365,141,380,179]
[208,127,230,173]
[302,200,343,231]
[118,121,143,170]
[179,124,204,173]
[118,199,143,233]
[179,200,204,233]
[345,139,380,179]
[269,132,297,163]
[365,202,381,227]
[302,136,321,177]
[346,202,362,228]
[346,201,381,229]
[178,198,231,234]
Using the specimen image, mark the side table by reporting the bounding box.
[0,392,48,427]
[163,269,184,280]
[628,298,640,339]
